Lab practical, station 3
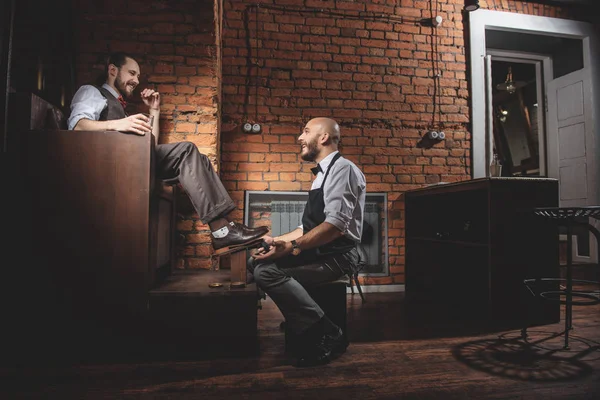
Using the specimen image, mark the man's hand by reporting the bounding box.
[261,235,275,246]
[252,240,292,262]
[141,88,160,110]
[109,114,152,135]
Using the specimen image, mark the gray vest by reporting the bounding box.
[97,86,127,121]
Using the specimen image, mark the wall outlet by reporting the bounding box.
[427,130,439,140]
[242,122,262,134]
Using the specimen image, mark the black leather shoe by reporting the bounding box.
[326,327,349,356]
[212,222,268,255]
[296,340,332,368]
[296,328,347,368]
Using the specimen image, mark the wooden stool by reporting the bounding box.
[284,277,349,354]
[215,247,249,283]
[228,248,248,283]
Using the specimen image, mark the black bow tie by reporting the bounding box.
[311,164,322,176]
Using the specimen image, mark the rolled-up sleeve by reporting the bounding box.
[322,164,363,232]
[67,85,107,130]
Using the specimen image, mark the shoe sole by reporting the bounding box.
[295,340,349,368]
[213,236,265,256]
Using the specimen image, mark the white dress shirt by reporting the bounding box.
[67,83,118,130]
[303,151,367,243]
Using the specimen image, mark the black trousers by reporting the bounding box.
[155,142,235,223]
[250,247,359,334]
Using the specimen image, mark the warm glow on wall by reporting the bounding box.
[37,58,44,91]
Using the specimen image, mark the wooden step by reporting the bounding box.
[147,269,260,358]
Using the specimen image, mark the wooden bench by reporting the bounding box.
[148,269,260,358]
[3,128,178,362]
[3,123,264,363]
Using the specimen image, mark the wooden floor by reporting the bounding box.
[1,291,599,399]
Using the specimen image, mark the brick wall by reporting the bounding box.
[220,0,589,285]
[69,0,591,280]
[72,0,220,270]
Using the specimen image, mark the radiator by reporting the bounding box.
[363,203,382,267]
[271,201,305,237]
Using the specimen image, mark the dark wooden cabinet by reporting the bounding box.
[404,178,560,328]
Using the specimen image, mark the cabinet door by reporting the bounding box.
[406,239,490,321]
[406,189,489,244]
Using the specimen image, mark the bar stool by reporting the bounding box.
[522,206,600,349]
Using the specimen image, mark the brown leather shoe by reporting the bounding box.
[212,222,268,255]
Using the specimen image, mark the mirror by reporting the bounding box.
[492,61,540,176]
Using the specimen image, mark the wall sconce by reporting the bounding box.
[464,0,480,12]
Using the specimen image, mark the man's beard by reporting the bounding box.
[301,139,319,162]
[115,76,134,98]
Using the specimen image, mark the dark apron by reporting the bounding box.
[302,152,356,257]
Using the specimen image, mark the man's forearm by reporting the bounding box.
[295,222,344,251]
[73,118,114,131]
[275,227,303,242]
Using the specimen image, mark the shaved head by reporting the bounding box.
[308,118,340,145]
[298,117,342,163]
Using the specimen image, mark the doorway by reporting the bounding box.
[468,9,599,263]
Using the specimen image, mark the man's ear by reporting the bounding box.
[108,64,118,77]
[320,132,331,145]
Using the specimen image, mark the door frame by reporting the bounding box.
[467,9,599,186]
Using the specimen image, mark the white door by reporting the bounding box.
[546,68,598,263]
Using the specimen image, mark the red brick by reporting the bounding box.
[189,76,217,86]
[187,134,216,148]
[270,163,300,172]
[270,182,302,191]
[177,220,193,231]
[238,163,267,172]
[238,181,269,191]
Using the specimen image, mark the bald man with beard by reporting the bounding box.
[251,117,367,367]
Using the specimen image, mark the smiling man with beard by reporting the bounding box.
[250,117,366,367]
[67,52,269,255]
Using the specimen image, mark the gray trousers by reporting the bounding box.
[250,247,359,334]
[155,142,235,223]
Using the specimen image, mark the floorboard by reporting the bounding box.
[1,291,599,399]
